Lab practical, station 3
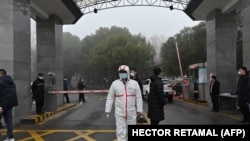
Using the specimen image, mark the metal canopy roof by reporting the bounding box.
[73,0,191,15]
[27,0,242,24]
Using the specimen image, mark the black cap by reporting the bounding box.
[38,73,43,76]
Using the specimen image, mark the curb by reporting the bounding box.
[175,96,207,107]
[20,103,77,124]
[183,98,207,107]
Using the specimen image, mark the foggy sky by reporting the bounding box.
[63,6,202,40]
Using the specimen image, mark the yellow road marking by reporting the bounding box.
[0,130,116,141]
[175,98,241,121]
[18,130,57,141]
[219,112,241,121]
[26,131,45,141]
[66,130,96,141]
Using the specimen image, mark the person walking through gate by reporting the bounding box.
[147,67,167,125]
[130,67,144,122]
[31,73,45,114]
[130,68,143,98]
[236,67,250,123]
[77,77,86,102]
[209,75,220,112]
[105,65,143,141]
[0,69,18,141]
[63,76,70,103]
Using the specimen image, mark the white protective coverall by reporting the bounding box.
[105,65,143,141]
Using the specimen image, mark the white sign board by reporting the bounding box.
[198,67,207,84]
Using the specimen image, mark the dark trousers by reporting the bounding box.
[36,97,44,114]
[79,93,85,102]
[211,95,219,111]
[2,107,14,138]
[150,119,160,125]
[64,94,70,103]
[239,104,250,122]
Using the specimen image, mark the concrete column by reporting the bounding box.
[206,10,237,107]
[36,15,63,106]
[0,0,31,123]
[242,0,250,68]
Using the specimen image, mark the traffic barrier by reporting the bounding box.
[48,89,109,94]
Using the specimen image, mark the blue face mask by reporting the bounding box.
[119,73,128,79]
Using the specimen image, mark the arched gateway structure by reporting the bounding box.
[0,0,249,123]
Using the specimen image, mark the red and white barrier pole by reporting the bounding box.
[48,89,109,94]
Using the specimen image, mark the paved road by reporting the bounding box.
[0,93,244,141]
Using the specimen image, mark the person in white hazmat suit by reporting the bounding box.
[105,65,143,141]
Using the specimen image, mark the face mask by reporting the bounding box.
[130,73,135,77]
[119,73,128,79]
[38,77,44,80]
[238,71,241,75]
[64,78,67,81]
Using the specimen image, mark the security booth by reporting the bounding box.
[45,72,57,112]
[188,62,207,101]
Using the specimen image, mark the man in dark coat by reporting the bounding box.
[0,69,18,140]
[147,67,167,125]
[31,73,45,114]
[236,67,250,123]
[209,75,220,112]
[77,77,86,102]
[130,68,144,122]
[130,68,143,97]
[63,76,70,103]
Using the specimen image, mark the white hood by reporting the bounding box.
[118,65,130,80]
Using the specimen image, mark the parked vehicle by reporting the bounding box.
[142,78,174,102]
[162,78,174,102]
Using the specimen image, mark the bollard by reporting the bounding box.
[182,84,189,100]
[44,85,57,112]
[44,72,57,112]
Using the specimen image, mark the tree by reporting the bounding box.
[160,22,206,77]
[86,27,155,84]
[63,32,82,84]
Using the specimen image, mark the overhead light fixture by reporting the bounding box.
[94,8,98,13]
[170,5,173,10]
